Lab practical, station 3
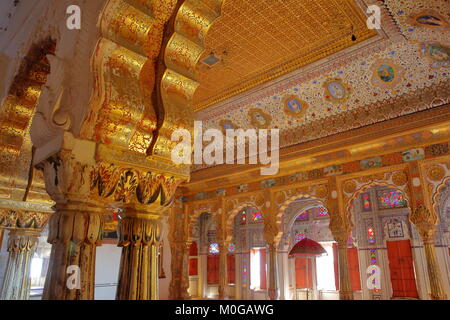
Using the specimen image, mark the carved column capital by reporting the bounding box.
[0,208,52,231]
[329,210,352,244]
[409,205,438,241]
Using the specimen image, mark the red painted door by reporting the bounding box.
[386,240,419,298]
[227,254,236,284]
[207,255,219,284]
[295,258,313,289]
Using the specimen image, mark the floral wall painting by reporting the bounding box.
[419,42,450,68]
[248,108,272,129]
[370,60,404,89]
[283,95,309,118]
[402,148,425,162]
[323,78,351,103]
[219,119,239,133]
[360,157,382,169]
[408,10,449,29]
[324,165,344,176]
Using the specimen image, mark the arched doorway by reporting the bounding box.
[352,186,420,299]
[278,198,344,300]
[232,206,268,300]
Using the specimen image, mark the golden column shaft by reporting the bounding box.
[116,214,161,300]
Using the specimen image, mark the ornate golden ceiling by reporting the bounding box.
[193,0,377,111]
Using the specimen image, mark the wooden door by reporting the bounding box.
[386,240,419,298]
[295,258,313,289]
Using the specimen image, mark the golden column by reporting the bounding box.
[329,205,354,300]
[267,241,278,300]
[410,205,447,300]
[42,203,103,300]
[168,240,191,300]
[218,240,228,300]
[408,162,448,300]
[116,210,161,300]
[38,142,104,300]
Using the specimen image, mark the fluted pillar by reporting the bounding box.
[0,229,4,249]
[116,213,161,300]
[410,205,447,300]
[218,241,228,300]
[268,241,278,300]
[335,237,353,300]
[329,207,354,300]
[0,230,39,300]
[43,204,102,300]
[169,240,190,300]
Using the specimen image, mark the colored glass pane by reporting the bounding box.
[367,227,375,243]
[228,242,236,253]
[317,207,329,216]
[378,191,407,209]
[362,193,371,211]
[251,210,263,222]
[295,232,306,242]
[209,242,219,255]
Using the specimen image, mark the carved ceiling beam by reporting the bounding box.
[151,0,224,160]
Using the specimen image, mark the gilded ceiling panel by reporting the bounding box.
[194,0,450,171]
[192,0,376,110]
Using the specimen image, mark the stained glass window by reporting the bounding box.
[209,242,219,255]
[240,211,247,224]
[317,207,329,216]
[367,226,375,244]
[251,210,263,223]
[227,242,236,253]
[369,249,381,292]
[370,249,377,264]
[362,193,371,211]
[295,232,306,242]
[296,210,309,221]
[378,191,407,209]
[243,257,248,283]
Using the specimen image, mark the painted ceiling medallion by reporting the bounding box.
[283,95,309,119]
[408,10,449,29]
[323,78,352,104]
[419,42,450,69]
[370,59,404,90]
[248,108,272,129]
[219,119,239,133]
